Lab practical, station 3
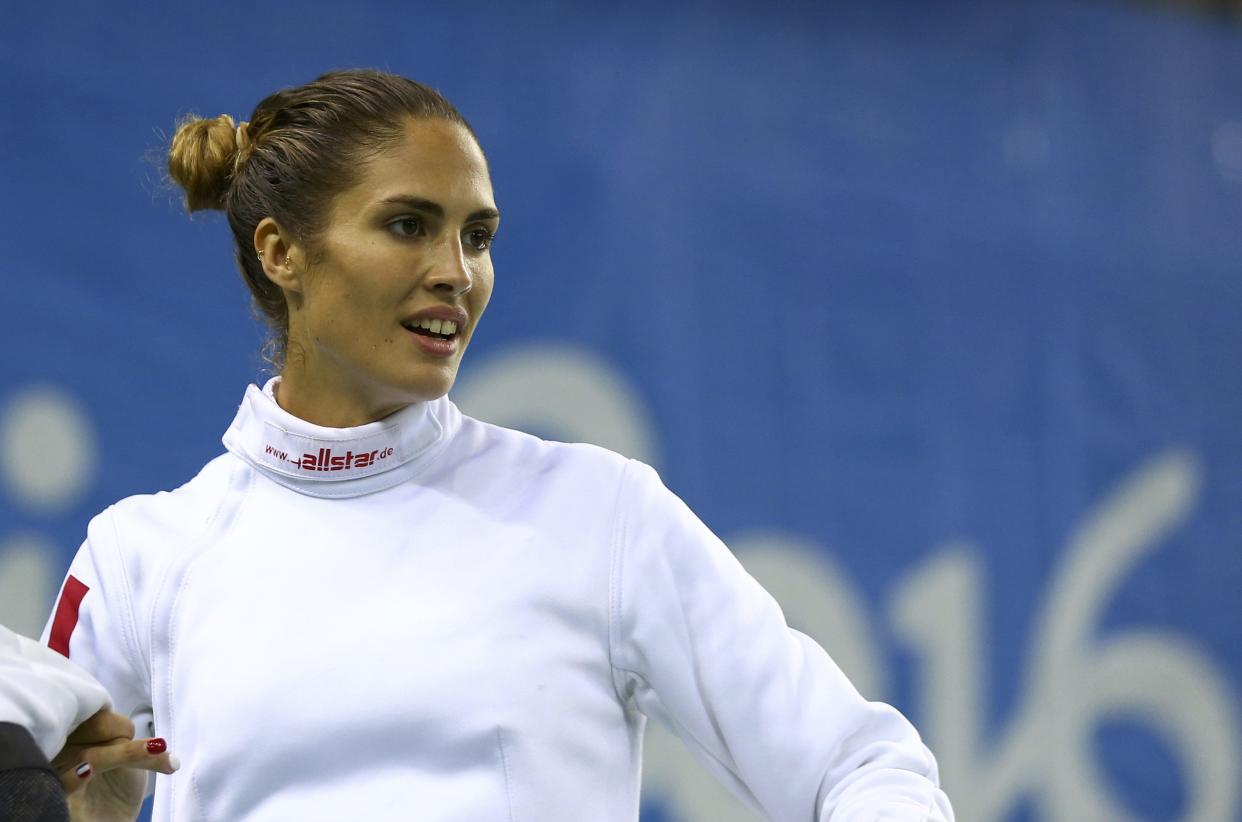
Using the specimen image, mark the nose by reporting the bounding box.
[425,233,472,297]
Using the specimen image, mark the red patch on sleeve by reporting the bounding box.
[48,575,90,658]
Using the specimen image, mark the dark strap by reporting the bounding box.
[0,724,69,820]
[0,768,70,822]
[0,723,53,774]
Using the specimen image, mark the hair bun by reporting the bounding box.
[167,113,246,212]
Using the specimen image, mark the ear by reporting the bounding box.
[253,217,304,294]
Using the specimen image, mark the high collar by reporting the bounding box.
[222,377,460,498]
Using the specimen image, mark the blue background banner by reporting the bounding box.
[2,2,1239,819]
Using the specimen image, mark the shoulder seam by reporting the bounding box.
[99,508,149,698]
[606,458,639,707]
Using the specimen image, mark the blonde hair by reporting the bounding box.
[167,114,252,212]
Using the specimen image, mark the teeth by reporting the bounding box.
[410,317,460,336]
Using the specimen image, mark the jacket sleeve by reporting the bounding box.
[40,510,155,746]
[0,624,111,762]
[608,460,953,821]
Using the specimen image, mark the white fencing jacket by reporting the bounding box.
[44,378,953,821]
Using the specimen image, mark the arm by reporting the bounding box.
[41,515,154,749]
[0,623,110,820]
[40,513,177,820]
[0,625,111,761]
[0,625,174,821]
[608,460,953,821]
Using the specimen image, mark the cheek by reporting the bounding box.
[311,274,390,327]
[472,264,496,310]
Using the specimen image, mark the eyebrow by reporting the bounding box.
[378,195,499,223]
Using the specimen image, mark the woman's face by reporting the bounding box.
[278,118,498,424]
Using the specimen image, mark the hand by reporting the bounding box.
[51,709,178,822]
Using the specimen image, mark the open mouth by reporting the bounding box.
[402,318,460,341]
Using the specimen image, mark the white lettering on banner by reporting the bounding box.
[892,450,1239,821]
[453,345,662,468]
[0,386,97,513]
[0,533,60,638]
[0,387,98,636]
[456,343,1242,822]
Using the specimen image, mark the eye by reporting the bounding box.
[387,216,424,238]
[465,227,495,252]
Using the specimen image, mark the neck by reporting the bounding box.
[275,364,410,428]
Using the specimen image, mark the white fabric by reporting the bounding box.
[43,377,953,821]
[0,624,110,761]
[221,381,451,497]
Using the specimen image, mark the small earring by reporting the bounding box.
[256,250,265,259]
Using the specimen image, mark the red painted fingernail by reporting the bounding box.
[146,738,167,755]
[75,762,92,779]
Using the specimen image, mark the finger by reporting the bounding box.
[50,744,85,773]
[88,737,180,776]
[67,709,135,745]
[145,751,180,776]
[58,761,93,794]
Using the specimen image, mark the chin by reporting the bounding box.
[393,368,456,404]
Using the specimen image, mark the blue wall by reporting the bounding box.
[2,1,1239,819]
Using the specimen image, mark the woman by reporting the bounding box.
[46,69,953,821]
